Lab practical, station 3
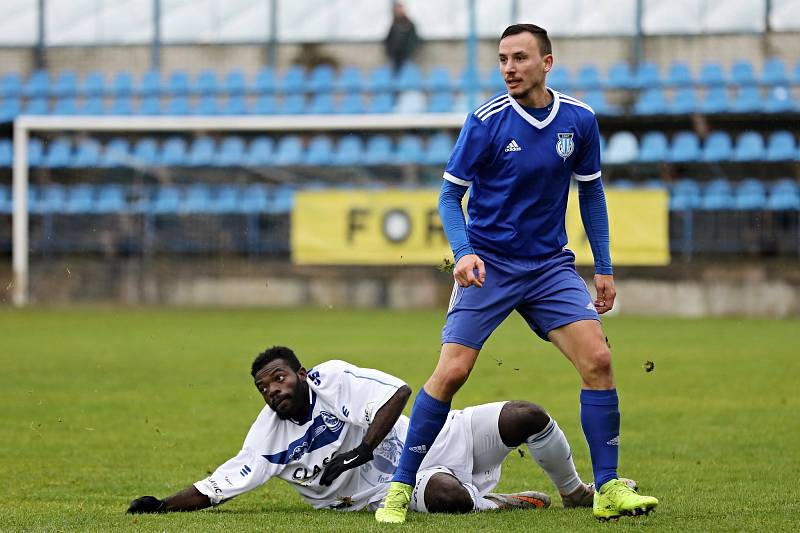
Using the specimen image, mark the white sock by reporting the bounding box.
[463,483,499,511]
[525,418,583,495]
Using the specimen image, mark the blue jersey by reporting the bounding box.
[444,89,602,258]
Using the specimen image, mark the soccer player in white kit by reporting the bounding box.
[128,346,620,516]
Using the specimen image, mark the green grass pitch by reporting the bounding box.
[1,308,798,532]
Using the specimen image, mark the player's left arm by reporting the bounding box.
[127,486,211,514]
[573,116,615,314]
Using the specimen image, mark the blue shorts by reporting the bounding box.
[442,248,600,349]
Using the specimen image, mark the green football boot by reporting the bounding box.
[593,478,658,521]
[375,482,413,523]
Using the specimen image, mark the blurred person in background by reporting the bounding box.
[384,2,419,72]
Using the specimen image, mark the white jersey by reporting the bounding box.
[194,360,409,511]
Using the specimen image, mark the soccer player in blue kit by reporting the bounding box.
[376,24,659,523]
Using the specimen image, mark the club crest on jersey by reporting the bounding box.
[556,132,575,160]
[320,411,344,433]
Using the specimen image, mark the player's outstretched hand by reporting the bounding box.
[319,443,373,486]
[127,495,167,514]
[593,274,616,314]
[454,254,486,288]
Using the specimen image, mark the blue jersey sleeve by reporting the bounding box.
[444,113,491,186]
[572,115,602,182]
[578,178,613,275]
[438,179,474,262]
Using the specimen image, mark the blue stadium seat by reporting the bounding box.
[281,94,306,114]
[70,139,102,167]
[270,186,294,214]
[64,184,95,213]
[164,97,191,115]
[187,137,216,166]
[80,71,105,97]
[52,70,78,97]
[139,70,162,96]
[132,138,159,165]
[278,66,306,94]
[182,183,212,213]
[240,184,269,213]
[611,179,634,189]
[32,184,66,214]
[0,139,12,167]
[732,131,766,161]
[638,131,668,163]
[253,94,277,115]
[308,93,336,114]
[422,132,454,165]
[761,58,788,86]
[81,97,105,115]
[698,87,730,114]
[28,138,44,167]
[335,66,363,94]
[252,67,276,94]
[698,62,726,87]
[308,65,335,93]
[0,99,21,122]
[700,179,735,210]
[244,136,274,166]
[424,67,452,92]
[221,69,247,95]
[305,135,335,165]
[582,90,616,115]
[0,73,22,99]
[273,135,303,165]
[194,70,218,95]
[633,62,661,89]
[574,65,601,90]
[606,62,634,89]
[215,136,246,167]
[765,131,797,161]
[604,131,638,164]
[395,91,426,113]
[53,98,79,115]
[332,135,364,166]
[100,138,131,167]
[23,70,49,98]
[138,96,162,115]
[394,134,423,164]
[0,184,10,213]
[730,86,761,113]
[364,135,393,165]
[43,138,72,168]
[396,63,423,91]
[481,66,504,92]
[668,131,701,163]
[94,184,126,214]
[730,60,756,86]
[547,66,571,91]
[211,184,241,214]
[159,137,188,166]
[428,92,454,113]
[764,86,794,113]
[766,179,800,210]
[151,186,182,214]
[24,97,49,115]
[110,71,134,96]
[634,89,668,115]
[670,179,702,210]
[668,88,698,115]
[194,95,220,115]
[642,179,666,189]
[109,96,134,115]
[665,62,693,87]
[734,178,767,210]
[368,93,394,114]
[366,66,393,93]
[221,95,248,115]
[338,93,365,114]
[166,70,191,96]
[701,131,733,162]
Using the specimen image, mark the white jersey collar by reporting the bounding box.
[508,88,560,130]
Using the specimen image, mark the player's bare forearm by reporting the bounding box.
[127,486,211,514]
[362,385,412,449]
[593,274,616,314]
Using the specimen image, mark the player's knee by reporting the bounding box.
[498,401,550,447]
[424,473,473,514]
[433,363,472,395]
[584,346,612,377]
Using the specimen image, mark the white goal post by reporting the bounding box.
[11,112,467,306]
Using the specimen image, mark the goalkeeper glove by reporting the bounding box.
[319,443,373,486]
[127,495,167,514]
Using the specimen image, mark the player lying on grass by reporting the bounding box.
[128,346,632,515]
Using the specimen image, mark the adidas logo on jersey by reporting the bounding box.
[586,302,595,311]
[409,444,428,453]
[504,139,522,152]
[606,435,620,446]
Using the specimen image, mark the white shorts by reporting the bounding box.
[409,401,513,513]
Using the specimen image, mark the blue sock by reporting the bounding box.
[580,389,620,490]
[391,388,451,486]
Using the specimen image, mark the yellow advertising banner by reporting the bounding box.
[292,188,670,266]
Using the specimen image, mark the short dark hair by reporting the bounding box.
[251,346,302,377]
[500,24,552,56]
